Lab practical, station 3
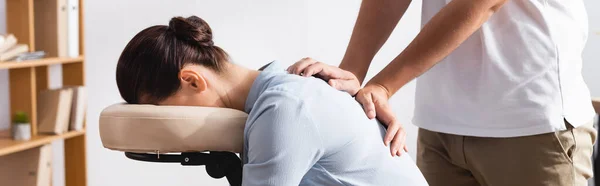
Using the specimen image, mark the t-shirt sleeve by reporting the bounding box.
[242,92,323,186]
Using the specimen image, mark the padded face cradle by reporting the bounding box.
[99,103,248,154]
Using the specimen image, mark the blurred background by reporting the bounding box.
[0,0,597,185]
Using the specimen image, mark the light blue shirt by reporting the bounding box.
[242,61,428,186]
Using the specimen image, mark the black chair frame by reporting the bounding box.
[124,151,242,186]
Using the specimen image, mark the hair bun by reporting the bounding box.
[169,16,214,47]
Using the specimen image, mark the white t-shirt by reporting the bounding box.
[412,0,596,137]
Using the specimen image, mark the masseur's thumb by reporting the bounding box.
[355,92,376,119]
[329,79,360,96]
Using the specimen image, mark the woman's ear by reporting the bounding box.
[180,69,207,93]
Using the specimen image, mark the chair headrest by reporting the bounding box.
[99,103,248,153]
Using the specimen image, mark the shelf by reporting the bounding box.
[0,129,85,156]
[0,56,84,70]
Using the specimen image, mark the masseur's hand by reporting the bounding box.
[288,58,408,156]
[287,57,361,95]
[355,83,408,156]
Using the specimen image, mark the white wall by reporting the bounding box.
[0,0,8,130]
[581,3,599,186]
[583,0,600,97]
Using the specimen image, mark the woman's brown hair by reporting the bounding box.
[116,16,229,104]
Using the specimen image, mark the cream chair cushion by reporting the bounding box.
[99,103,248,153]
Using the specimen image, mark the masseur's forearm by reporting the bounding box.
[340,0,412,83]
[368,0,509,97]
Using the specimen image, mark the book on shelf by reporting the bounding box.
[35,0,69,57]
[15,51,47,61]
[37,86,86,134]
[37,88,74,134]
[34,0,79,58]
[67,0,80,57]
[38,145,53,186]
[0,144,52,186]
[67,86,86,131]
[0,34,31,62]
[0,34,17,53]
[0,44,29,62]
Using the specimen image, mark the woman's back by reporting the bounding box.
[242,61,427,186]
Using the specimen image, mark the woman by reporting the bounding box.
[115,16,428,186]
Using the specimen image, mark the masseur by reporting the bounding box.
[116,16,428,186]
[288,0,597,185]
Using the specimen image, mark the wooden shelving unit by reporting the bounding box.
[0,129,85,156]
[0,56,84,69]
[2,0,87,186]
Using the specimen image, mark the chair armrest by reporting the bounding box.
[593,98,600,114]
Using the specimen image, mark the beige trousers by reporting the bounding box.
[417,121,597,186]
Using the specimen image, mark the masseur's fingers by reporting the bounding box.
[374,96,398,146]
[398,145,409,156]
[329,79,360,96]
[389,124,407,156]
[297,61,357,81]
[384,121,400,147]
[288,58,362,96]
[302,62,327,77]
[397,147,407,157]
[380,106,407,156]
[304,63,350,79]
[355,90,376,119]
[376,97,408,156]
[305,64,360,95]
[376,96,408,156]
[287,57,317,75]
[356,83,408,156]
